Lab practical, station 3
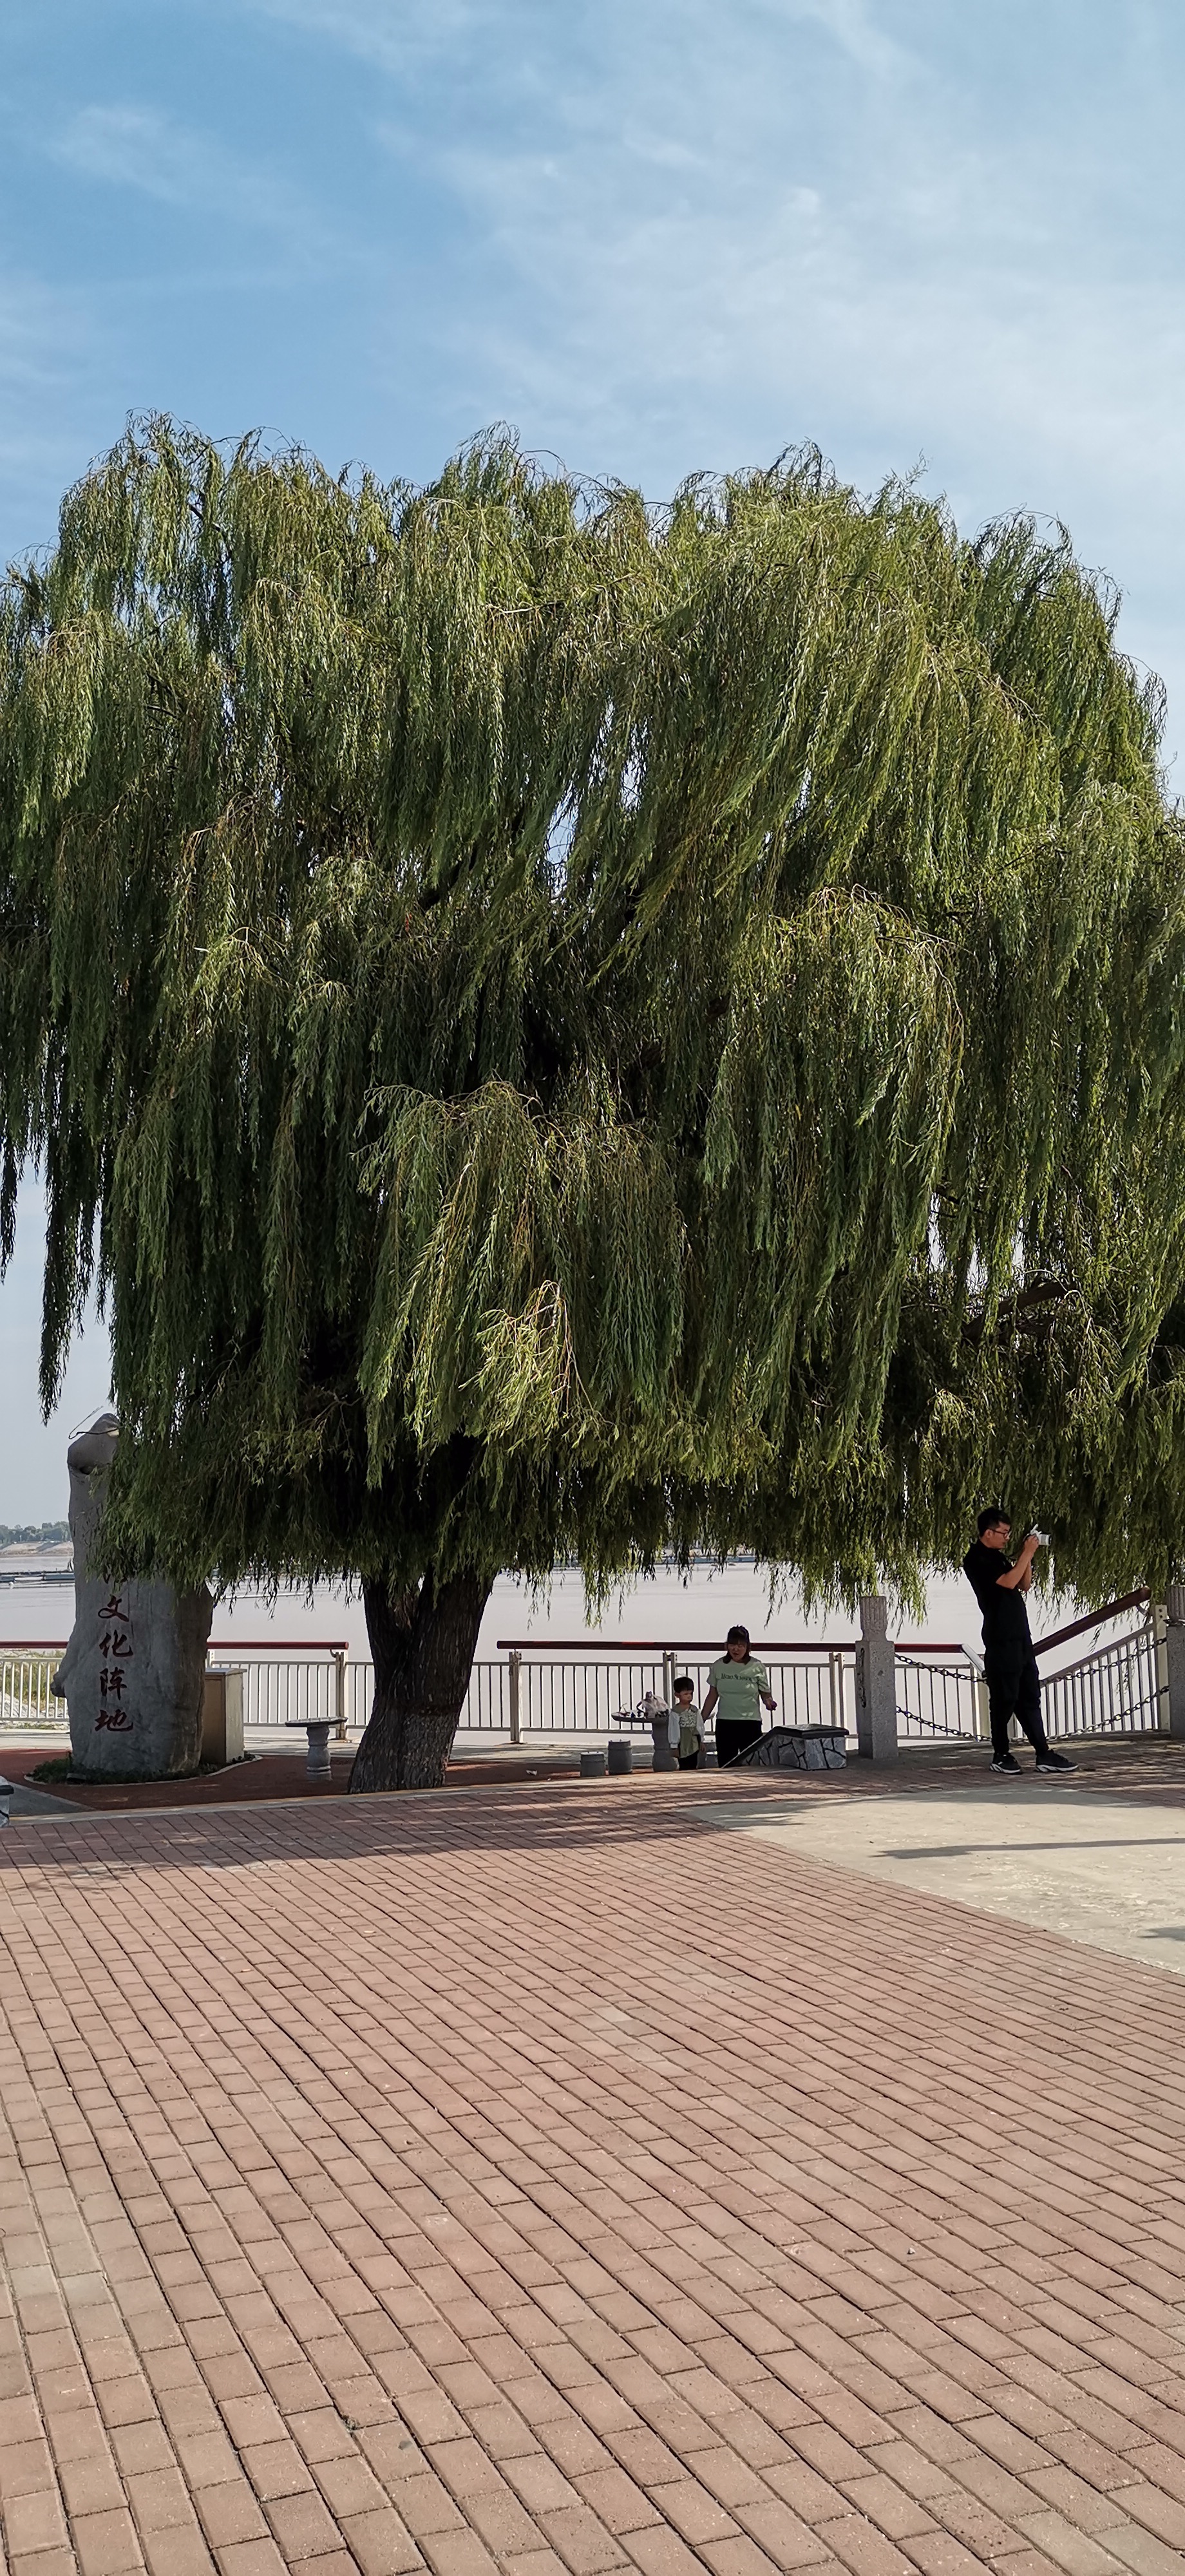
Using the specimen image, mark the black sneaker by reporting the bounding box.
[991,1753,1022,1774]
[1035,1749,1078,1774]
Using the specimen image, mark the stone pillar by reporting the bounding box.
[650,1719,678,1772]
[51,1414,213,1780]
[856,1595,898,1763]
[1164,1588,1185,1740]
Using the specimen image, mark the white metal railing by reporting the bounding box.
[210,1649,346,1734]
[0,1647,533,1741]
[0,1640,363,1740]
[0,1605,1170,1750]
[1,1649,64,1729]
[0,1641,859,1742]
[337,1660,506,1734]
[285,1656,848,1739]
[1039,1613,1165,1738]
[234,1647,859,1740]
[491,1645,858,1743]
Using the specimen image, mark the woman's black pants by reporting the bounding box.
[716,1717,763,1767]
[985,1650,1049,1759]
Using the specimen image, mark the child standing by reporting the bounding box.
[668,1674,705,1770]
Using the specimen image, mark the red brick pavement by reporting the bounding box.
[10,1731,1185,1811]
[2,1772,1185,2576]
[0,1747,352,1808]
[0,1745,625,1808]
[3,1747,587,1806]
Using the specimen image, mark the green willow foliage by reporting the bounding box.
[3,416,1185,1611]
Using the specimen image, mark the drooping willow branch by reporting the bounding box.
[1,415,1184,1615]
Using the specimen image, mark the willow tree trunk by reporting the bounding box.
[349,1569,491,1792]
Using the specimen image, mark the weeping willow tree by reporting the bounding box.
[3,415,1185,1788]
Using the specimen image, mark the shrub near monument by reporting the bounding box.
[3,421,1185,1789]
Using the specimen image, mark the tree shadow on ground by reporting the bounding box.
[0,1775,831,1870]
[6,1748,1185,1875]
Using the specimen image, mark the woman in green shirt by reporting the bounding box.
[702,1626,777,1766]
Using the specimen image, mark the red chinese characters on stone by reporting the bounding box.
[98,1594,133,1660]
[95,1592,134,1732]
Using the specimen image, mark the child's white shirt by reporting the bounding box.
[667,1702,704,1750]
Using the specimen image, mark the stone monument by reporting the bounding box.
[52,1414,213,1779]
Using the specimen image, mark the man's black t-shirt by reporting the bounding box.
[963,1541,1032,1654]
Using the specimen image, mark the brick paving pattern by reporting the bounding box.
[0,1746,607,1810]
[9,1732,1185,1812]
[1,1772,1184,2576]
[0,1747,352,1810]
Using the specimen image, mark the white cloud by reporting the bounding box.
[0,275,79,396]
[28,3,1185,756]
[52,104,346,269]
[0,272,101,547]
[344,0,1185,757]
[249,0,905,83]
[783,0,904,77]
[246,0,476,74]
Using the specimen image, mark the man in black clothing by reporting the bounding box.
[962,1508,1077,1776]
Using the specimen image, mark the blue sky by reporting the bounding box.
[3,0,1184,1520]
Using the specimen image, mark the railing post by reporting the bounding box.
[662,1650,675,1709]
[1153,1602,1170,1732]
[1164,1589,1185,1738]
[508,1649,522,1746]
[334,1648,348,1741]
[961,1648,990,1741]
[857,1596,898,1763]
[828,1649,845,1734]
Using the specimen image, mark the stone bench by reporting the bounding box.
[286,1719,336,1781]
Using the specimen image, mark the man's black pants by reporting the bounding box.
[985,1649,1049,1760]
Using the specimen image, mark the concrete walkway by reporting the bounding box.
[699,1772,1185,1976]
[3,1768,1185,2576]
[1,1777,86,1818]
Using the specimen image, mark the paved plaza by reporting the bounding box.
[3,1763,1185,2576]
